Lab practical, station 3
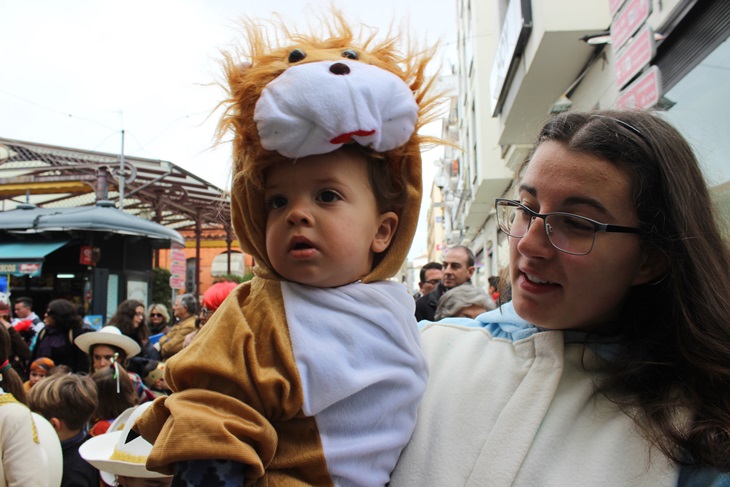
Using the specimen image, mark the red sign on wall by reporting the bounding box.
[615,26,656,89]
[616,66,662,109]
[610,0,651,50]
[169,276,186,290]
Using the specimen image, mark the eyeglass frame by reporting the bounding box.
[495,198,641,255]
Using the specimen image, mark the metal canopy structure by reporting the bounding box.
[0,201,184,245]
[0,137,232,234]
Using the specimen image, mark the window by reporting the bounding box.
[211,251,246,277]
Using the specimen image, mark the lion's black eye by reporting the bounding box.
[288,49,306,63]
[341,49,358,60]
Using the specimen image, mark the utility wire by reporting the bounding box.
[0,88,119,131]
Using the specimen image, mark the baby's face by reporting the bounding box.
[264,149,396,287]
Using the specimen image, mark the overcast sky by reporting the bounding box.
[0,0,458,258]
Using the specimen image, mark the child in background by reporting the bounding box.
[23,356,55,391]
[90,363,138,437]
[28,372,100,487]
[136,12,440,486]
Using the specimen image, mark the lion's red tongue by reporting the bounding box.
[330,129,376,144]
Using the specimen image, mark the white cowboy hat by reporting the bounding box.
[74,325,141,358]
[79,401,170,480]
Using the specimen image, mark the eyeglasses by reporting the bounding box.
[199,308,209,318]
[495,198,640,255]
[150,313,163,318]
[424,279,441,286]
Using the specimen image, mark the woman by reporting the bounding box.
[434,285,495,320]
[0,300,30,381]
[110,300,160,366]
[74,326,155,404]
[391,110,730,485]
[32,299,89,373]
[146,304,170,336]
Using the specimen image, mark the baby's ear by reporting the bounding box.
[371,212,398,254]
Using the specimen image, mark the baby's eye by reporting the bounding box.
[341,49,358,60]
[317,190,341,203]
[267,195,288,209]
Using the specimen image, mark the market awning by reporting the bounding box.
[0,239,68,277]
[0,201,184,246]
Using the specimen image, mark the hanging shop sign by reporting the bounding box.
[610,0,652,51]
[609,0,627,18]
[616,65,662,109]
[615,26,656,89]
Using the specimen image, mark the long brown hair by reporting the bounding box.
[109,300,148,344]
[0,325,26,404]
[91,364,137,421]
[529,110,730,470]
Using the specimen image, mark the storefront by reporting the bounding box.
[653,0,730,228]
[0,201,183,323]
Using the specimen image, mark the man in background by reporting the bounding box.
[12,296,44,352]
[414,262,443,300]
[415,246,475,322]
[157,293,197,360]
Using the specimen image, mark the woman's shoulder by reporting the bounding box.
[678,464,730,487]
[419,301,540,342]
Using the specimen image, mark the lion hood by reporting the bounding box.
[219,13,441,283]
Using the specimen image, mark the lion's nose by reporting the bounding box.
[329,63,351,75]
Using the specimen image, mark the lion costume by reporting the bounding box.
[135,13,441,486]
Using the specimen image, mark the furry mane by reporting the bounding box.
[217,11,443,186]
[218,10,445,283]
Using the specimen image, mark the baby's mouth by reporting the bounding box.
[288,236,316,252]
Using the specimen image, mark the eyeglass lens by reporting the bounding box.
[150,313,162,318]
[497,203,596,255]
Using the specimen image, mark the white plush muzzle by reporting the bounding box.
[254,59,418,158]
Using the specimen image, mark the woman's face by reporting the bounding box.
[43,309,55,327]
[509,141,655,331]
[149,308,164,325]
[92,344,118,372]
[133,306,145,328]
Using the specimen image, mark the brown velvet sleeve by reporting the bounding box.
[135,278,306,477]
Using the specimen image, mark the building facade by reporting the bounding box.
[433,0,730,287]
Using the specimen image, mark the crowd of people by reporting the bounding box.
[414,247,498,322]
[0,280,237,486]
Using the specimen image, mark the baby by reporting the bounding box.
[136,12,440,486]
